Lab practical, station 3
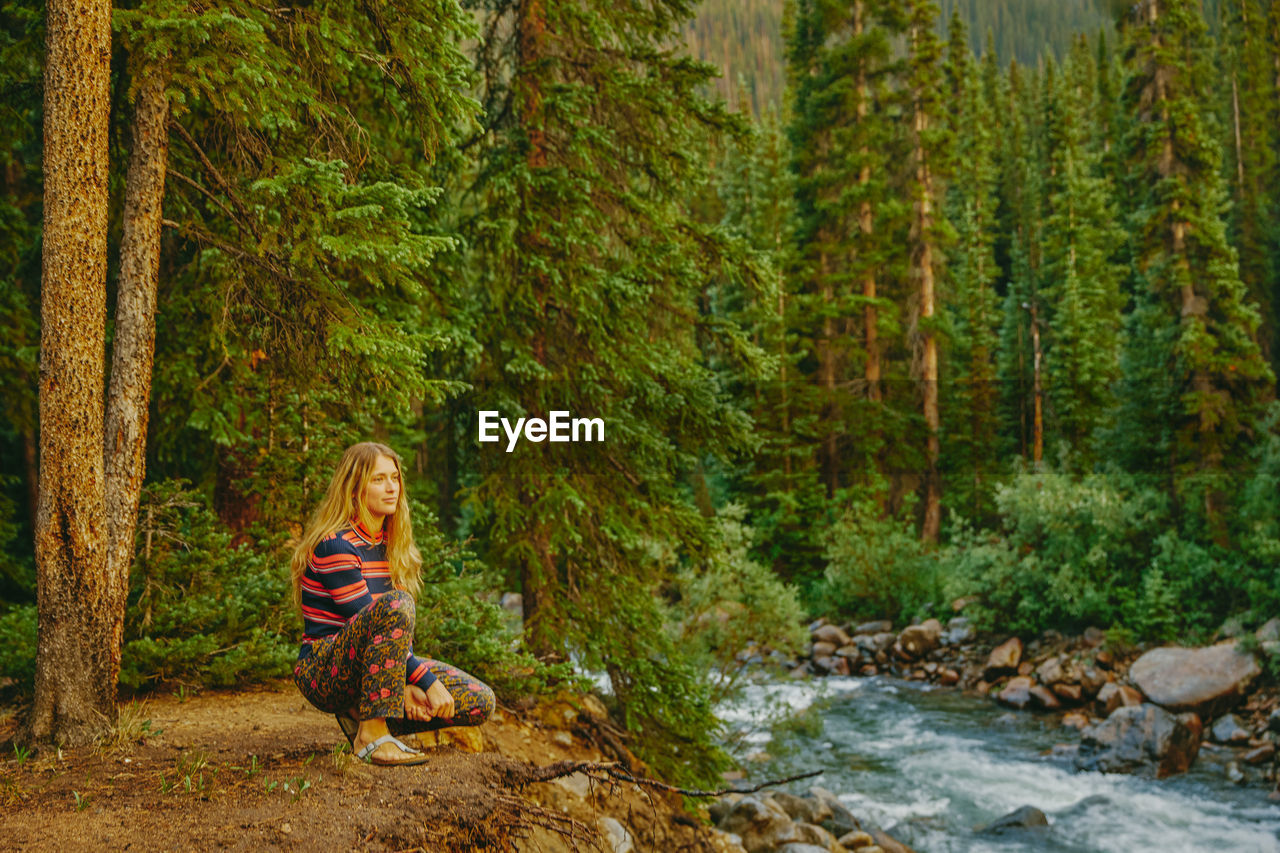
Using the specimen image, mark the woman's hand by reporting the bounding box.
[404,684,434,722]
[423,679,455,722]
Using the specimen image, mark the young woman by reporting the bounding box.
[290,442,495,766]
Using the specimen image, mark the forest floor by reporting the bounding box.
[0,682,739,852]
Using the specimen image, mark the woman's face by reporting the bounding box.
[360,455,401,522]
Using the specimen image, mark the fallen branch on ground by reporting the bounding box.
[520,760,822,798]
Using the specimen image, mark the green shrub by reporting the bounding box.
[669,504,806,701]
[120,480,295,690]
[816,495,941,623]
[938,467,1265,642]
[0,603,36,689]
[409,499,579,699]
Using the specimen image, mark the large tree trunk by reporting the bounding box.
[819,252,838,497]
[31,0,113,746]
[912,19,941,545]
[855,1,880,405]
[104,68,170,662]
[516,0,557,658]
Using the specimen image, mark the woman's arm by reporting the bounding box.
[405,650,439,691]
[299,536,373,629]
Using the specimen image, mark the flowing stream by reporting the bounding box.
[719,675,1280,853]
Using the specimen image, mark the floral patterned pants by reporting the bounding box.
[293,590,495,730]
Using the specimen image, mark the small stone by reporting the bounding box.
[1227,762,1246,784]
[812,641,837,658]
[1017,661,1035,676]
[598,816,634,853]
[1095,650,1114,669]
[998,677,1034,710]
[1062,712,1091,730]
[280,823,292,835]
[1244,743,1275,765]
[853,620,892,635]
[1029,685,1062,710]
[1256,618,1280,644]
[552,730,574,747]
[1220,616,1247,638]
[770,792,830,825]
[812,624,852,648]
[1036,656,1065,685]
[939,669,960,686]
[1052,683,1083,704]
[976,805,1049,835]
[870,632,897,652]
[1079,668,1107,698]
[897,619,943,658]
[1096,682,1143,715]
[837,831,875,849]
[986,637,1023,678]
[1082,627,1105,647]
[1210,714,1251,745]
[438,726,484,753]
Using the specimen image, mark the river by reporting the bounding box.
[719,675,1280,853]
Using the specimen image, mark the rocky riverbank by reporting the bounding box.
[704,786,917,853]
[764,612,1280,795]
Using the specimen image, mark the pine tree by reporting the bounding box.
[942,15,1001,521]
[995,62,1045,465]
[1218,0,1280,371]
[457,0,759,785]
[785,0,910,504]
[1113,0,1274,524]
[1039,39,1126,466]
[904,0,950,541]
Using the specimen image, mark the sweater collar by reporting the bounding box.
[350,517,385,546]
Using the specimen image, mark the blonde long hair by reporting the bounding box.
[290,442,423,612]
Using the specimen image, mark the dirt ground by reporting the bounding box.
[0,682,740,852]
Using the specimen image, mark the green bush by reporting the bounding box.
[816,495,941,623]
[669,504,806,701]
[938,467,1267,642]
[120,480,296,690]
[0,603,36,689]
[409,499,579,700]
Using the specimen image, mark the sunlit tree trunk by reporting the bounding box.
[30,0,114,746]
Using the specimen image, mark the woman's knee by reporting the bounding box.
[374,590,416,628]
[471,683,496,723]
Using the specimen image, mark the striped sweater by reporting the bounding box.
[297,519,437,689]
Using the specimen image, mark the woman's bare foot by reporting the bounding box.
[353,717,420,764]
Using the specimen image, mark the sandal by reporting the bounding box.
[356,734,429,766]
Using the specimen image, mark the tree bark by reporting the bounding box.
[819,252,838,497]
[855,1,881,405]
[31,0,113,746]
[1029,301,1043,466]
[104,68,171,670]
[516,0,556,658]
[912,18,941,545]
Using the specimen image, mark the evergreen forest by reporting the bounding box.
[4,0,1280,787]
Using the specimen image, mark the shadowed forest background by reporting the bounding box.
[3,0,1280,787]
